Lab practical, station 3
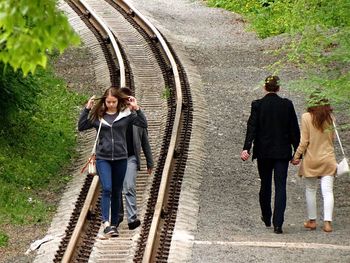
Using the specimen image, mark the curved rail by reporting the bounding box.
[61,176,99,262]
[72,0,126,87]
[60,0,183,261]
[113,1,183,261]
[61,0,126,262]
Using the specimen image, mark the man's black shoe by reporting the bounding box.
[128,219,141,230]
[261,216,271,227]
[274,226,283,234]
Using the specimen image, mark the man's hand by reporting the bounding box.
[128,96,140,111]
[147,168,153,175]
[240,150,250,161]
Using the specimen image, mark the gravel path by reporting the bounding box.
[128,1,350,262]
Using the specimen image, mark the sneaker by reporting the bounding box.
[103,226,119,237]
[128,219,141,230]
[110,226,119,237]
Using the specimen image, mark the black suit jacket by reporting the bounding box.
[243,93,300,160]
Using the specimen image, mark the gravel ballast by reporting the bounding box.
[127,1,350,262]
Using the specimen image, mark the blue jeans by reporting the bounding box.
[96,159,127,226]
[257,158,289,227]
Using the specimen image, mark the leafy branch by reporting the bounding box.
[0,0,80,75]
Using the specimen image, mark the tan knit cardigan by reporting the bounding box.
[294,112,337,177]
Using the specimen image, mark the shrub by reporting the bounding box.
[206,0,350,109]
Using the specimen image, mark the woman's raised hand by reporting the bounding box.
[86,95,95,110]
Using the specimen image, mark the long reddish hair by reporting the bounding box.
[307,98,333,132]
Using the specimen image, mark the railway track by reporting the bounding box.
[37,0,193,262]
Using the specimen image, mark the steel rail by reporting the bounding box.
[60,0,126,262]
[73,0,126,87]
[113,1,184,261]
[60,0,182,261]
[61,176,99,263]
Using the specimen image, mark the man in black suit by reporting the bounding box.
[241,76,300,234]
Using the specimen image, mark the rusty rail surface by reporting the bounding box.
[111,1,182,261]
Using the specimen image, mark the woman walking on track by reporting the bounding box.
[292,95,337,232]
[78,87,147,237]
[241,75,300,234]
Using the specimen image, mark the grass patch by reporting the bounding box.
[0,181,54,225]
[0,231,9,247]
[206,0,350,110]
[0,64,85,243]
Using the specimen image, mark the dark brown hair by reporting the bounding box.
[89,87,129,121]
[264,75,280,92]
[307,95,333,132]
[120,87,133,96]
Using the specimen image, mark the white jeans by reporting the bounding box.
[304,176,334,221]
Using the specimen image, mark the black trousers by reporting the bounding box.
[257,158,289,227]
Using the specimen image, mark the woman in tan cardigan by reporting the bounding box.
[292,97,337,232]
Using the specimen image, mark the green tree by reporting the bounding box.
[0,0,80,75]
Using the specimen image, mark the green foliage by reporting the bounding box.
[206,0,350,109]
[162,86,171,100]
[207,0,261,16]
[0,231,9,247]
[207,1,349,37]
[0,63,41,121]
[0,64,84,227]
[0,66,82,187]
[0,0,80,75]
[0,182,52,225]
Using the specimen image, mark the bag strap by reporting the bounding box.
[80,155,95,173]
[91,120,102,154]
[333,120,346,157]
